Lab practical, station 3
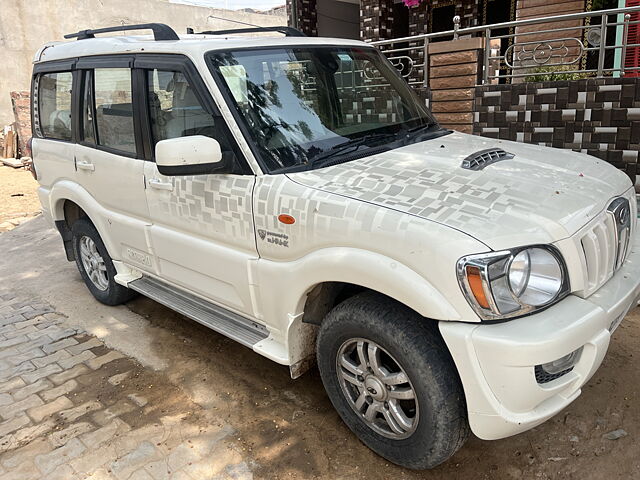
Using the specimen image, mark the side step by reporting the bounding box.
[128,277,268,348]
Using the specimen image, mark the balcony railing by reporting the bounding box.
[371,5,640,86]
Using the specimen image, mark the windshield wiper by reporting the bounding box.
[308,132,399,169]
[404,122,441,138]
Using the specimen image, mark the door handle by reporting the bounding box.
[77,161,95,172]
[148,179,173,191]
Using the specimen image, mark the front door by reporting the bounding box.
[140,59,258,317]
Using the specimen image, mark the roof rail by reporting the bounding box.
[188,26,306,37]
[64,23,179,41]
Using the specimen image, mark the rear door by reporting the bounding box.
[31,62,76,210]
[74,57,152,270]
[138,55,259,317]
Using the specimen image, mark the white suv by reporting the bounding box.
[31,23,639,469]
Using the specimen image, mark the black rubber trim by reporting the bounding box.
[198,26,306,37]
[131,68,147,159]
[70,70,81,144]
[65,23,179,42]
[157,155,232,176]
[33,59,77,74]
[54,220,75,261]
[76,55,134,69]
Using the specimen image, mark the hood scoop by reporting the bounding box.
[461,148,515,171]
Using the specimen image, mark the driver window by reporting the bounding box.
[147,69,216,144]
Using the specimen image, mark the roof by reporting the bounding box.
[34,34,371,64]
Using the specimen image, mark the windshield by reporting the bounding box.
[208,46,440,172]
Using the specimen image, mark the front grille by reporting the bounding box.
[534,365,574,384]
[580,213,619,296]
[578,195,636,298]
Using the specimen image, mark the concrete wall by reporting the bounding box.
[0,0,286,127]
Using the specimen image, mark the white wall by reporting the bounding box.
[0,0,286,126]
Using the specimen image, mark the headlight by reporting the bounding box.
[457,246,569,321]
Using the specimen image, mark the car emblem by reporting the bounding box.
[258,229,267,240]
[618,203,630,225]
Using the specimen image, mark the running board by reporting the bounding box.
[128,277,268,348]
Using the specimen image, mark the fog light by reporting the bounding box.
[541,348,583,374]
[535,347,583,384]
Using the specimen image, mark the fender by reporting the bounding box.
[253,247,465,375]
[48,180,148,262]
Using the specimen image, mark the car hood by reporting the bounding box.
[287,132,633,250]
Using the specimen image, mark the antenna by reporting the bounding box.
[206,15,262,28]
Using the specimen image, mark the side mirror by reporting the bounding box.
[155,135,229,176]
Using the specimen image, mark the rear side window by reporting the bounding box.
[38,72,73,141]
[93,68,136,154]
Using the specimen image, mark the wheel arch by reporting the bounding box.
[48,180,119,262]
[259,247,463,378]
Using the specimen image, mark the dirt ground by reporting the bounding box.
[0,165,41,230]
[126,298,640,480]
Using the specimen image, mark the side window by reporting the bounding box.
[38,72,73,141]
[81,70,96,144]
[147,69,217,144]
[93,68,136,154]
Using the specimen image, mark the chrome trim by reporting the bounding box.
[606,197,632,272]
[456,245,570,321]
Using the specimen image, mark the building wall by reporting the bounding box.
[473,78,640,180]
[287,0,318,36]
[513,0,586,72]
[0,0,285,127]
[317,0,359,39]
[360,0,396,41]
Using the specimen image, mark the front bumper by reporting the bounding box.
[440,231,640,440]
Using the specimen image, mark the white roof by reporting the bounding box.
[34,34,370,63]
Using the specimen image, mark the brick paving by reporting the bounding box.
[0,291,253,480]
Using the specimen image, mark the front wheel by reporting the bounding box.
[71,218,136,306]
[316,292,469,469]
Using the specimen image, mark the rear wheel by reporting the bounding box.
[71,218,136,306]
[316,292,469,469]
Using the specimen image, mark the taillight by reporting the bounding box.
[26,137,37,180]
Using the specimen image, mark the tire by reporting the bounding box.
[71,218,136,306]
[316,292,469,470]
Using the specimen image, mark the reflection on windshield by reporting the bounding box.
[209,47,437,172]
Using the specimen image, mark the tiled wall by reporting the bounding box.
[473,78,640,180]
[286,0,318,36]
